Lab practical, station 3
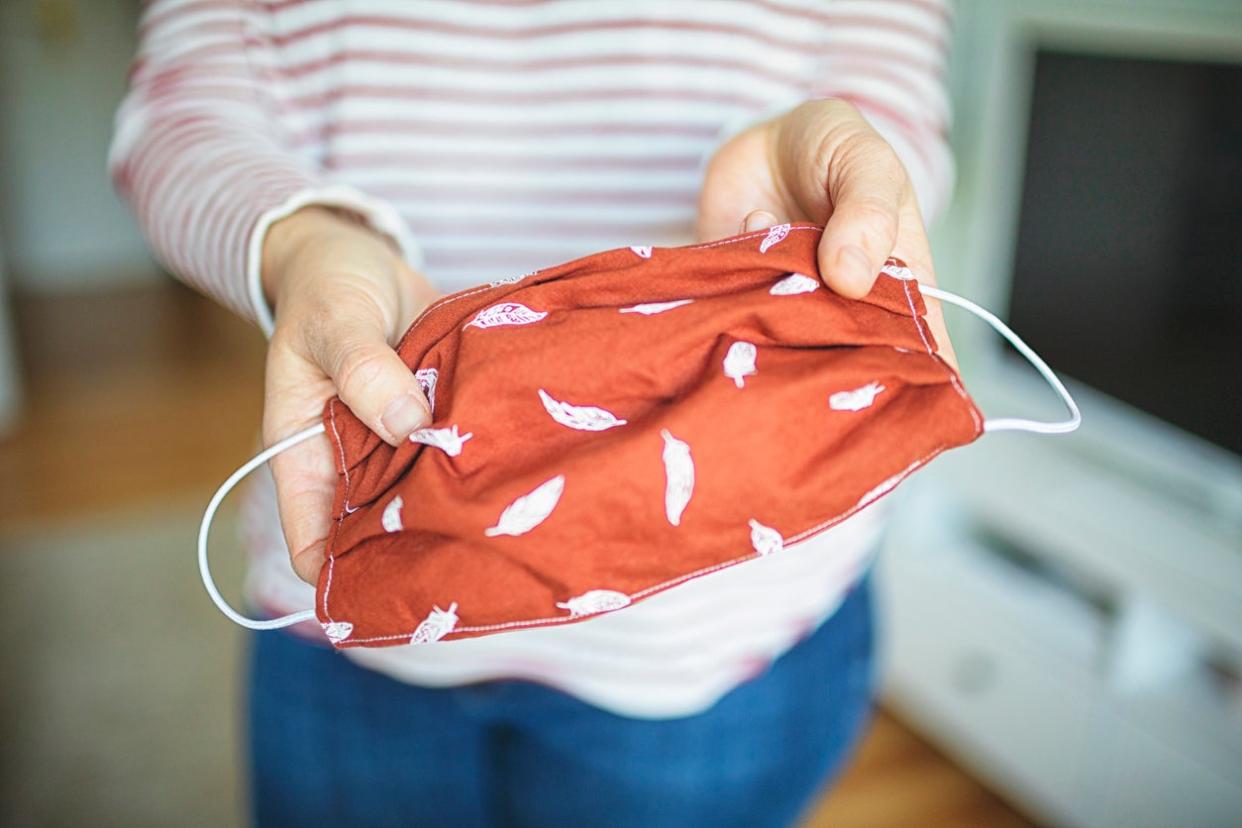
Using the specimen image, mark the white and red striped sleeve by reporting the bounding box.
[813,0,957,224]
[108,0,421,335]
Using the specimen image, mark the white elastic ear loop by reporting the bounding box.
[197,423,327,630]
[920,285,1082,435]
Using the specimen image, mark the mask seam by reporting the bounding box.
[900,277,935,355]
[322,398,352,626]
[946,366,984,434]
[901,277,984,435]
[329,441,948,644]
[328,399,354,512]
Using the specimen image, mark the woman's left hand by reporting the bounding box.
[697,98,956,368]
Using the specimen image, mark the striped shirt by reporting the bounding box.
[111,0,953,718]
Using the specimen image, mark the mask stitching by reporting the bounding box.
[395,282,499,352]
[329,442,947,644]
[322,399,352,626]
[947,370,983,432]
[327,399,357,514]
[901,277,984,434]
[688,224,815,252]
[900,277,935,355]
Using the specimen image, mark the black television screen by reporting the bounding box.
[1008,49,1242,456]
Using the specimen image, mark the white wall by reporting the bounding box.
[0,0,160,292]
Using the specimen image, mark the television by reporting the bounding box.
[928,18,1242,540]
[1010,50,1242,460]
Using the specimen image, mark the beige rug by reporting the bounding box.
[0,502,249,827]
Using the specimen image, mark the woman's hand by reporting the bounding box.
[698,98,956,367]
[261,206,439,584]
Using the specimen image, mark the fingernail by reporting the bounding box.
[381,393,429,442]
[742,210,778,233]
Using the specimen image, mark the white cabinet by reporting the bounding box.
[877,481,1242,828]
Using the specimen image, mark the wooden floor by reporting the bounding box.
[0,282,1038,827]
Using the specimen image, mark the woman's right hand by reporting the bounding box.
[260,206,439,584]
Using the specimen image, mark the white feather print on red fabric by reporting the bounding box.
[881,262,916,281]
[748,519,784,557]
[660,429,694,526]
[538,389,627,431]
[770,273,820,295]
[488,273,526,287]
[464,302,547,330]
[723,341,758,388]
[381,495,404,533]
[322,621,354,644]
[414,368,438,415]
[410,602,459,644]
[829,381,886,412]
[618,299,693,316]
[409,424,473,456]
[556,590,631,617]
[758,223,791,253]
[485,475,565,537]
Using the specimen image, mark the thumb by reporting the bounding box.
[817,134,906,299]
[315,327,431,446]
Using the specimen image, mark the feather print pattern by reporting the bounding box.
[414,368,438,415]
[661,429,694,526]
[538,388,628,431]
[464,302,548,330]
[557,590,631,617]
[723,341,758,388]
[881,262,916,281]
[829,381,886,412]
[488,273,526,287]
[748,519,784,557]
[758,223,791,253]
[410,602,459,644]
[322,621,354,644]
[619,299,693,315]
[381,495,404,533]
[409,424,473,456]
[770,272,820,295]
[485,475,565,537]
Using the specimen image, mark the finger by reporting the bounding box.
[263,342,342,585]
[310,318,432,446]
[696,126,786,242]
[271,436,337,584]
[741,209,780,233]
[817,133,907,299]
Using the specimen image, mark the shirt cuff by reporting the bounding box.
[246,184,425,338]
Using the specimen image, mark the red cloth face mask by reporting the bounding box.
[200,224,1079,647]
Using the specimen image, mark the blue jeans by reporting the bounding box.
[247,574,874,827]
